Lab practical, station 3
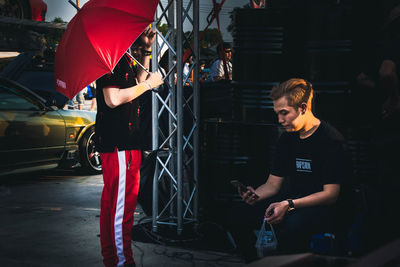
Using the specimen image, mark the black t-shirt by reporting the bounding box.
[94,54,142,153]
[271,121,347,199]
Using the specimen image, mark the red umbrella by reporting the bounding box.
[54,0,159,99]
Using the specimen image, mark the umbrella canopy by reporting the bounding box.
[54,0,158,99]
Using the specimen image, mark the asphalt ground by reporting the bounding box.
[0,169,244,267]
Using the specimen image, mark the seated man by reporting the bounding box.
[226,78,349,262]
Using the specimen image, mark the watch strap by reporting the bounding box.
[287,199,295,212]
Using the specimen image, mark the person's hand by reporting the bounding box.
[140,26,156,50]
[387,4,400,25]
[356,72,375,89]
[145,72,164,89]
[382,96,400,118]
[239,186,259,205]
[264,201,288,224]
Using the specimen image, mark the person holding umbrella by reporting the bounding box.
[54,1,161,265]
[95,26,163,267]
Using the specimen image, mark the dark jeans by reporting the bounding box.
[224,200,335,263]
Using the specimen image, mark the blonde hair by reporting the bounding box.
[270,78,313,108]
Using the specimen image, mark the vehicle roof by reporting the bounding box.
[0,52,69,108]
[0,76,49,105]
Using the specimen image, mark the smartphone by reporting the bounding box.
[230,180,247,191]
[230,180,259,199]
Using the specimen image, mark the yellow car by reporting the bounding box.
[0,75,101,175]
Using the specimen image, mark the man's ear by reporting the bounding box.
[300,102,307,114]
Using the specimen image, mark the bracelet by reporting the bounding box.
[142,80,152,90]
[142,49,152,56]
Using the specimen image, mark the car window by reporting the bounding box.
[17,71,68,108]
[1,52,68,109]
[0,85,41,111]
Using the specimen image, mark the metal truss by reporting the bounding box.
[151,0,199,235]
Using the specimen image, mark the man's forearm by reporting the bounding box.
[103,83,151,108]
[291,184,340,209]
[254,174,283,201]
[255,183,279,201]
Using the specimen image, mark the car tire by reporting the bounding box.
[79,127,102,174]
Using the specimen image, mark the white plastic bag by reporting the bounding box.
[255,219,278,258]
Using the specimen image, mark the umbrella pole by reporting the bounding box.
[126,51,151,75]
[126,51,164,92]
[68,0,81,11]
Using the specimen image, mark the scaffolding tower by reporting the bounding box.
[151,0,199,235]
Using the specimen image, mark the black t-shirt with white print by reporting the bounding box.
[270,121,347,199]
[94,53,142,153]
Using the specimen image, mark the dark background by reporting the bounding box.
[199,0,400,257]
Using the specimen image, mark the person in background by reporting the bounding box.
[68,89,85,110]
[210,42,232,81]
[199,60,210,82]
[374,2,400,246]
[380,3,400,118]
[88,81,97,111]
[183,54,194,85]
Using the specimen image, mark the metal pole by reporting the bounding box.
[68,0,80,11]
[193,0,200,230]
[168,0,176,221]
[152,0,199,234]
[176,0,183,235]
[152,19,160,232]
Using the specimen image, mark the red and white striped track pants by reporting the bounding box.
[100,149,141,267]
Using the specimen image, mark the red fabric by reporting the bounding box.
[54,0,159,99]
[28,0,47,21]
[100,149,141,267]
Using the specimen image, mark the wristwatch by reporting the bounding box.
[287,199,295,212]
